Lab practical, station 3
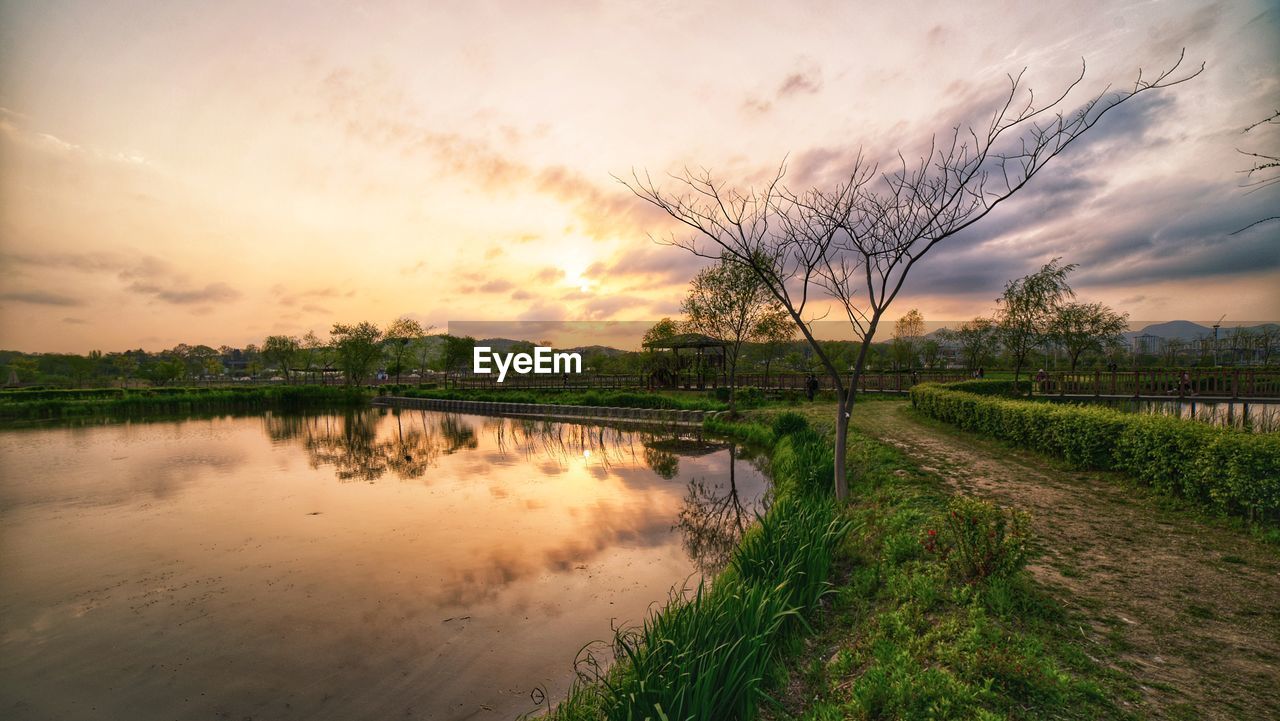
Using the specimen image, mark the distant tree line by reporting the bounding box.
[3,263,1275,389]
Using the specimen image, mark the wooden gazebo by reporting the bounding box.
[643,333,728,389]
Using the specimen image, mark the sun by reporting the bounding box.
[557,250,596,294]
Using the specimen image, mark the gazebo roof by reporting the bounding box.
[644,332,728,350]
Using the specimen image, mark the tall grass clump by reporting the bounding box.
[770,411,809,438]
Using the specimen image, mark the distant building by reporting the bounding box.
[1132,333,1164,356]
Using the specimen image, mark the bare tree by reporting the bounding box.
[624,54,1200,501]
[1233,108,1279,235]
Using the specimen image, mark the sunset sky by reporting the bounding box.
[1,0,1277,353]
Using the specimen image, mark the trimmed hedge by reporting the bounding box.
[911,383,1280,521]
[936,379,1031,396]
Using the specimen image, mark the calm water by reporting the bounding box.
[1066,398,1280,433]
[0,409,767,721]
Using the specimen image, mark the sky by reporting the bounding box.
[0,0,1277,353]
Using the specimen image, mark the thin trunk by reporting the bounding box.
[833,386,850,501]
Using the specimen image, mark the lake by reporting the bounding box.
[0,408,768,721]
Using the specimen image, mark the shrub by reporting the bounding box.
[939,379,1031,396]
[770,411,809,438]
[922,496,1031,583]
[734,386,765,408]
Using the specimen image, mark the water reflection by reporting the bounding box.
[675,445,763,575]
[1066,398,1280,433]
[0,409,767,721]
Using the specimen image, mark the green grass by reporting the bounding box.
[768,409,1140,720]
[0,385,371,421]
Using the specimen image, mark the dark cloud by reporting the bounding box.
[272,285,351,307]
[127,280,241,304]
[778,68,822,97]
[535,165,674,241]
[401,260,429,275]
[602,245,710,287]
[533,266,565,283]
[478,279,514,293]
[0,290,84,306]
[3,251,245,307]
[742,61,823,116]
[516,301,568,321]
[0,251,122,273]
[580,294,650,320]
[741,97,773,115]
[895,164,1279,303]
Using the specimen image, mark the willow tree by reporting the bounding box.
[1050,301,1129,371]
[625,54,1200,501]
[939,317,998,371]
[996,259,1076,390]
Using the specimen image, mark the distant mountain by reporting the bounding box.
[472,338,628,355]
[1122,321,1280,342]
[475,337,522,352]
[1125,321,1213,341]
[566,344,628,357]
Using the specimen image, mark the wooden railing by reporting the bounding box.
[1036,369,1280,399]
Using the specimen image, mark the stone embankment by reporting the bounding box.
[373,396,724,427]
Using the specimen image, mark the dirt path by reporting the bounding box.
[852,401,1280,721]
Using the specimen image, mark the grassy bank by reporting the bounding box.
[541,405,1136,720]
[544,413,847,720]
[911,381,1280,523]
[0,385,372,421]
